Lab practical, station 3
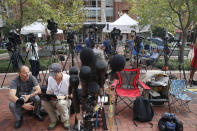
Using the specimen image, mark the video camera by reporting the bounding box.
[67,25,75,44]
[110,27,121,41]
[134,35,144,53]
[47,18,58,34]
[27,33,36,43]
[6,32,21,51]
[89,24,98,48]
[16,93,34,107]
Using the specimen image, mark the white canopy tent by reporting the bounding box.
[102,13,138,33]
[21,21,63,35]
[102,13,150,33]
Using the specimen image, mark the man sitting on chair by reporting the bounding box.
[146,48,159,66]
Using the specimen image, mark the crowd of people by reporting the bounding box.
[7,29,197,130]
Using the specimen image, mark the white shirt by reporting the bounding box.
[150,52,159,59]
[47,73,70,96]
[93,48,105,60]
[26,42,39,60]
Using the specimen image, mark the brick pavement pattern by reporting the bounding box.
[1,70,197,131]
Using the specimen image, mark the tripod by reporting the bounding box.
[62,40,80,72]
[42,32,59,85]
[1,49,25,88]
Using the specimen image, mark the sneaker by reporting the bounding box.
[63,120,70,129]
[48,122,57,130]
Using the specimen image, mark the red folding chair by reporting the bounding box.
[114,68,150,115]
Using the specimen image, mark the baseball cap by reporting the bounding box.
[49,63,61,77]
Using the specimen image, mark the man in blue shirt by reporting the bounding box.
[127,34,144,57]
[103,35,111,55]
[85,35,90,48]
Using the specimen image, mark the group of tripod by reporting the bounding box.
[0,31,80,88]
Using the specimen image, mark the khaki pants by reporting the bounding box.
[42,99,71,123]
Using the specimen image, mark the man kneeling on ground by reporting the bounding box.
[42,63,71,130]
[9,65,43,129]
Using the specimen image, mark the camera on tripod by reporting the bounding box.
[89,24,98,48]
[6,32,21,51]
[67,25,76,44]
[110,27,121,41]
[134,35,143,51]
[27,33,36,43]
[47,18,58,34]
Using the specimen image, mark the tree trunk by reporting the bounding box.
[180,30,188,64]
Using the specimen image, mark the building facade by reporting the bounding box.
[81,0,133,44]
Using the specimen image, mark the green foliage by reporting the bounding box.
[0,50,8,54]
[0,0,86,34]
[44,0,86,31]
[152,27,166,38]
[127,0,197,64]
[155,59,191,70]
[0,57,50,73]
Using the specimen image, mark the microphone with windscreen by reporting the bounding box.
[80,48,95,67]
[87,81,100,97]
[79,66,91,81]
[95,60,108,72]
[69,75,79,88]
[109,54,126,72]
[109,54,126,80]
[69,66,78,75]
[95,60,108,89]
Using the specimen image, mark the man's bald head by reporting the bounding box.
[19,65,29,72]
[19,65,30,82]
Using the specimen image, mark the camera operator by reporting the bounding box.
[9,65,43,129]
[26,33,41,79]
[41,63,71,130]
[85,34,90,48]
[127,31,144,66]
[103,35,111,57]
[111,27,121,53]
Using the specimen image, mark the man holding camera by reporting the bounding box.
[127,31,144,67]
[26,33,40,79]
[42,63,71,130]
[9,65,43,129]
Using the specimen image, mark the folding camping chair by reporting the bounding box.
[170,80,197,112]
[114,68,150,115]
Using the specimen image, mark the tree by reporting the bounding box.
[45,0,86,35]
[0,0,51,34]
[0,0,86,35]
[128,0,197,63]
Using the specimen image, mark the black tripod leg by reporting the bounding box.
[62,52,70,72]
[102,107,108,130]
[1,59,12,88]
[42,71,47,85]
[74,51,81,69]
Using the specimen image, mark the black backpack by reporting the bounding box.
[158,112,183,131]
[133,96,154,122]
